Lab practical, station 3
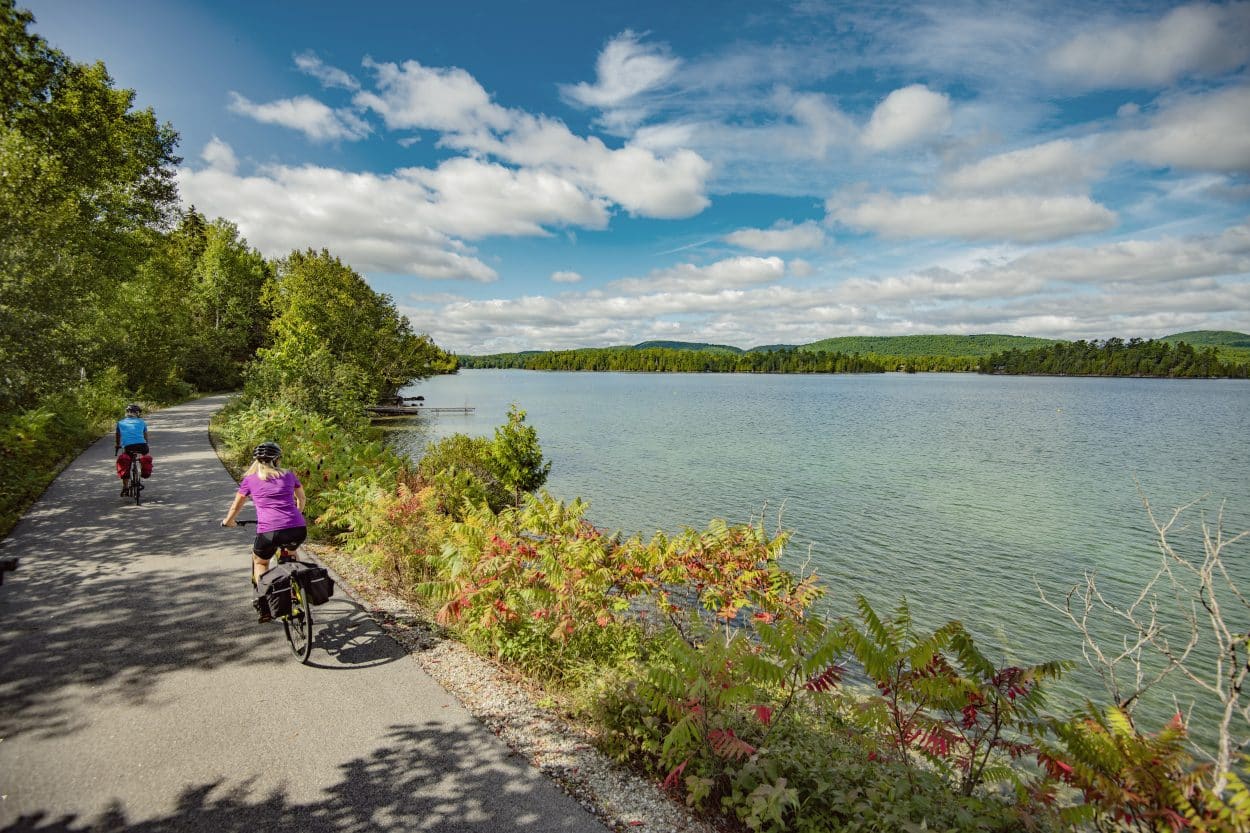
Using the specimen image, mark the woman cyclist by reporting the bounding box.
[221,442,308,593]
[114,404,153,488]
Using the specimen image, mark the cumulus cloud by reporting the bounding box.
[201,136,237,173]
[551,270,583,283]
[348,57,710,218]
[828,192,1117,243]
[943,139,1105,192]
[354,57,512,133]
[228,92,370,141]
[447,112,711,218]
[1114,85,1250,172]
[608,256,786,294]
[724,221,826,251]
[1049,2,1250,87]
[294,50,360,90]
[562,30,679,109]
[178,140,630,281]
[1008,222,1250,284]
[861,84,952,150]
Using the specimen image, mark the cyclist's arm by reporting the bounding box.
[294,484,306,513]
[143,426,149,443]
[221,492,248,527]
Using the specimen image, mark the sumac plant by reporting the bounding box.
[841,595,1064,796]
[420,494,651,677]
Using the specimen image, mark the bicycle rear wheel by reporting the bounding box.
[284,581,314,662]
[131,464,141,506]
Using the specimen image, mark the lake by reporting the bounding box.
[389,369,1250,738]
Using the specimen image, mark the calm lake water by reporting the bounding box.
[391,370,1250,738]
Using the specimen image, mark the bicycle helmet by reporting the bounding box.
[253,441,281,462]
[125,404,141,415]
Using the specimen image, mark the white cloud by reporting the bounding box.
[178,140,632,282]
[1114,85,1250,172]
[354,57,512,133]
[448,112,711,218]
[551,270,583,283]
[608,256,786,295]
[294,51,360,90]
[1049,2,1250,87]
[829,192,1117,242]
[201,136,237,173]
[943,139,1104,192]
[1009,222,1250,284]
[562,30,679,109]
[228,92,370,141]
[861,84,952,150]
[724,221,826,251]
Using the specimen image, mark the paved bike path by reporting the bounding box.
[0,395,609,833]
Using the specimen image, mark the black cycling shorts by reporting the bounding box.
[252,526,307,559]
[122,443,149,455]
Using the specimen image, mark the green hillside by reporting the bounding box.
[633,340,743,354]
[799,334,1062,358]
[1159,330,1250,349]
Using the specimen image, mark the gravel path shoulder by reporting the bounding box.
[308,545,722,833]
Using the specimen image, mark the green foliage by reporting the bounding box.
[983,338,1249,378]
[251,249,453,418]
[415,433,509,517]
[490,405,550,506]
[214,401,402,533]
[1,1,180,412]
[802,334,1062,358]
[459,346,886,374]
[0,367,129,535]
[1035,706,1250,832]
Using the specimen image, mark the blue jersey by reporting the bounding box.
[117,417,147,447]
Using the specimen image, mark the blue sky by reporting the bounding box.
[25,0,1250,352]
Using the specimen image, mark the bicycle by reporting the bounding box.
[232,519,315,662]
[115,445,143,505]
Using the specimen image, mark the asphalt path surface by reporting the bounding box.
[0,395,608,833]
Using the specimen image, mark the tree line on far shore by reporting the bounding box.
[982,338,1250,379]
[459,337,1250,378]
[460,346,888,373]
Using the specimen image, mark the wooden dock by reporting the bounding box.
[367,405,475,416]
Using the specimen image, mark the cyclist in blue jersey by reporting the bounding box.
[114,404,153,483]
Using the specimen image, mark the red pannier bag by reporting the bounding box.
[116,453,154,479]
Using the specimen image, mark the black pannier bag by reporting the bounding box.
[256,562,297,619]
[293,560,335,605]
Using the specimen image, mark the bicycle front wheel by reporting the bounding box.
[284,581,314,663]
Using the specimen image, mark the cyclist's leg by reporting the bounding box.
[252,531,280,586]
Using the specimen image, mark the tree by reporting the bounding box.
[490,405,551,507]
[0,0,180,410]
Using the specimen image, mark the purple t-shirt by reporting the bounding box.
[238,470,306,533]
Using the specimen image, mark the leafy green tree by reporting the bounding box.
[490,405,551,507]
[253,249,453,416]
[0,0,179,411]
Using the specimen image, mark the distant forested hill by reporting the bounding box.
[1159,330,1250,348]
[633,340,743,354]
[800,334,1061,357]
[1159,330,1250,364]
